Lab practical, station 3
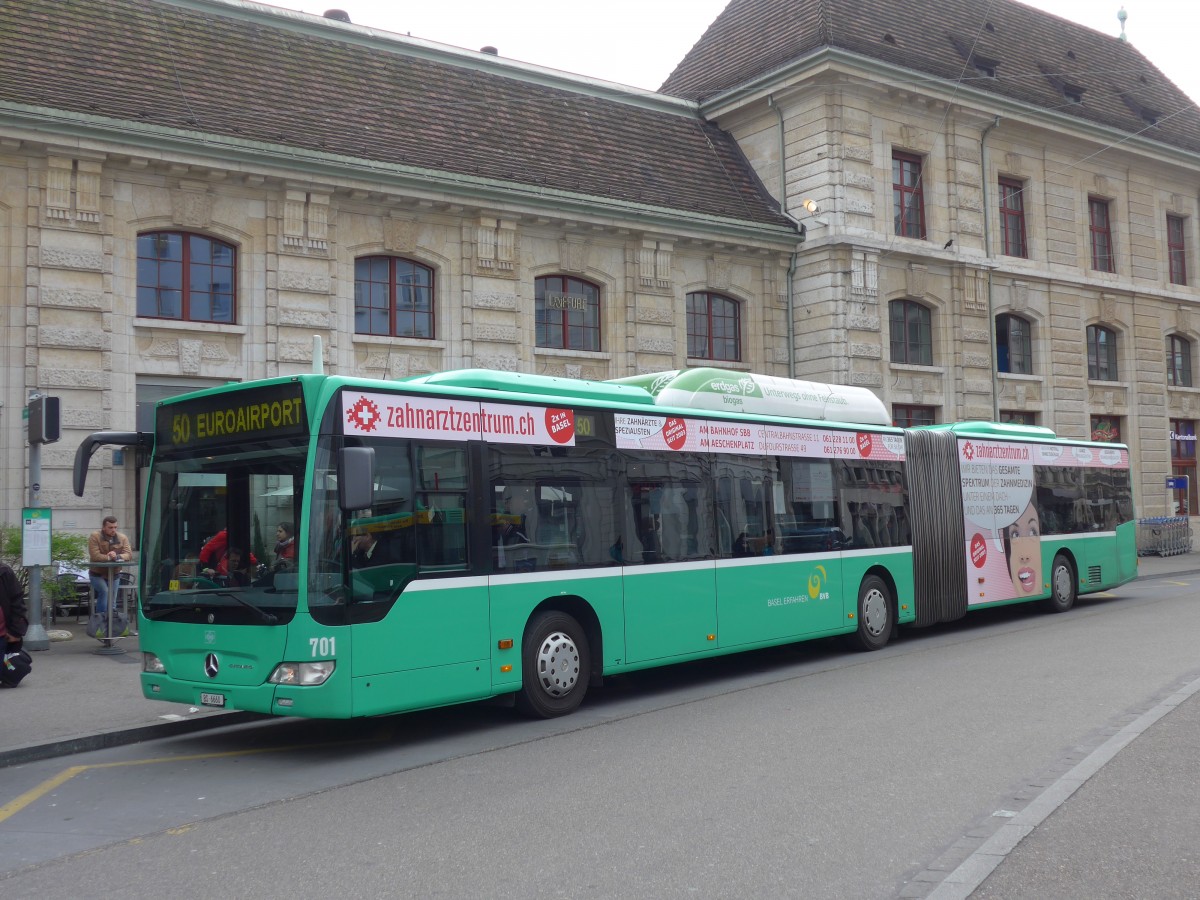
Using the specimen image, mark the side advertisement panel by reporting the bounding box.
[342,392,577,447]
[959,439,1130,605]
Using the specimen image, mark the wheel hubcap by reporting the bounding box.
[1055,565,1072,601]
[862,588,888,637]
[535,630,580,697]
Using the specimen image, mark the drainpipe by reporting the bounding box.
[980,116,1001,420]
[769,94,806,379]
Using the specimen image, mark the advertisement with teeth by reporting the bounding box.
[959,438,1130,605]
[960,438,1040,605]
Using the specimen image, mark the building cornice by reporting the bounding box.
[698,47,1200,171]
[1,103,797,247]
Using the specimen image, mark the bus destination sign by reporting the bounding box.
[157,382,307,450]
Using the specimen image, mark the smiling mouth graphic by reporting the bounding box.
[1017,567,1035,592]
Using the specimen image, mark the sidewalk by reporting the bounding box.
[1,618,258,767]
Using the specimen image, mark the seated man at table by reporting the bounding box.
[88,515,132,615]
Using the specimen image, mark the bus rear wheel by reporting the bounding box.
[516,610,590,718]
[1041,553,1077,614]
[847,575,892,652]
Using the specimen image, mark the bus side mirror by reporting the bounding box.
[338,447,375,511]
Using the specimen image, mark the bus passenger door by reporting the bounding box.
[622,480,718,662]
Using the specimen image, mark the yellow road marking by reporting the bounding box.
[0,736,379,824]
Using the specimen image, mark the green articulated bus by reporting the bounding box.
[73,367,1138,719]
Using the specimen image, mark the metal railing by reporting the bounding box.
[1136,517,1193,557]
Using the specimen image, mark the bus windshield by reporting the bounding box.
[141,439,307,624]
[306,434,469,626]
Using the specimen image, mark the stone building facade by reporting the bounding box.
[663,0,1200,516]
[2,0,1199,541]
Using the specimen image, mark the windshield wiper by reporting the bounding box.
[145,604,198,621]
[155,588,278,624]
[211,589,279,624]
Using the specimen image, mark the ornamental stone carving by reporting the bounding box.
[962,329,990,343]
[474,353,520,371]
[280,340,327,364]
[471,290,518,310]
[559,238,588,273]
[39,368,106,389]
[639,239,673,290]
[906,263,927,298]
[707,254,731,290]
[636,336,674,354]
[383,217,419,253]
[636,306,673,325]
[40,289,104,309]
[278,272,331,294]
[842,144,872,162]
[850,342,881,359]
[475,218,516,276]
[1010,280,1029,310]
[40,247,103,271]
[850,372,883,387]
[851,253,878,297]
[848,314,881,331]
[963,352,991,368]
[171,190,213,228]
[37,327,105,350]
[474,324,519,343]
[180,339,203,374]
[278,307,335,329]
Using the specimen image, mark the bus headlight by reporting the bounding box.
[268,661,335,685]
[143,652,166,674]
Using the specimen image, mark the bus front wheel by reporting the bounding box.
[1042,554,1077,614]
[847,575,892,652]
[516,610,590,718]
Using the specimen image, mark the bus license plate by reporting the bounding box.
[200,692,225,708]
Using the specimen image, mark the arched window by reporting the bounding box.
[1086,325,1119,381]
[996,313,1033,374]
[686,291,740,361]
[137,232,236,323]
[535,275,601,351]
[889,300,932,366]
[354,256,434,338]
[1168,334,1193,387]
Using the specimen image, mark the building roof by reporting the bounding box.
[662,0,1200,155]
[0,0,795,232]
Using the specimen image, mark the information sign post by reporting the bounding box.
[1166,475,1190,518]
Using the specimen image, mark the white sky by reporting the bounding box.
[291,0,1199,105]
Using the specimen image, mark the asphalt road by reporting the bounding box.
[1,575,1196,898]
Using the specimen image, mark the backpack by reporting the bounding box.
[1,648,32,688]
[87,609,131,640]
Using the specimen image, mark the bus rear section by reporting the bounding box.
[904,424,1137,626]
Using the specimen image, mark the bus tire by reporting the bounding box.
[515,610,590,718]
[1042,553,1077,614]
[847,575,892,652]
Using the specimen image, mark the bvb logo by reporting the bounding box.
[807,564,828,600]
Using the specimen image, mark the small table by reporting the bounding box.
[88,560,137,656]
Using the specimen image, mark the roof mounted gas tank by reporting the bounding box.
[607,368,892,426]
